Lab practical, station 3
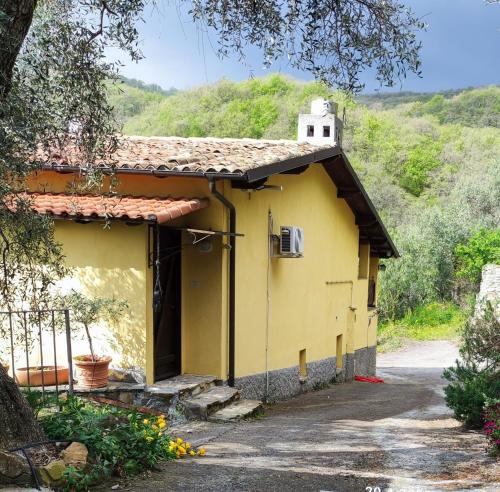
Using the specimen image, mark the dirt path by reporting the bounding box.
[113,341,499,491]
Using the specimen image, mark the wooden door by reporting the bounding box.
[153,228,182,381]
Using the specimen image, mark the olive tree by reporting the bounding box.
[0,0,424,450]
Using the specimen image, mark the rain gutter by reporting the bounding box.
[208,178,236,387]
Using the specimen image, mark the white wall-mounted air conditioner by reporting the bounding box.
[279,226,304,257]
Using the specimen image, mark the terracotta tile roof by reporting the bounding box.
[7,193,209,224]
[38,136,332,176]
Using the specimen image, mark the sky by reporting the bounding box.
[111,0,500,93]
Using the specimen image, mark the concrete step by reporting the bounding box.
[183,386,240,420]
[208,399,263,423]
[145,374,217,405]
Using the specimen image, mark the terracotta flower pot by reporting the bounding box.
[74,355,112,389]
[15,366,69,387]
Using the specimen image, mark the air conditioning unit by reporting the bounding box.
[279,226,304,257]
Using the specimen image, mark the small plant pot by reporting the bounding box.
[15,366,69,387]
[74,355,112,389]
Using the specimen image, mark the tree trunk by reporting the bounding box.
[0,0,38,99]
[0,366,45,449]
[0,1,46,451]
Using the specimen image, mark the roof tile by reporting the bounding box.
[37,136,331,175]
[6,193,209,224]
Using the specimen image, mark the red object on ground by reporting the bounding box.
[355,375,384,383]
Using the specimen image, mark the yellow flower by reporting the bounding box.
[169,440,175,447]
[197,447,206,456]
[158,432,162,437]
[185,442,191,450]
[176,437,183,445]
[176,451,180,458]
[178,446,186,455]
[143,419,149,425]
[189,450,196,457]
[158,421,166,429]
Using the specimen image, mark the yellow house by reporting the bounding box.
[24,100,397,402]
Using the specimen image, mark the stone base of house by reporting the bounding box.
[235,346,377,403]
[353,345,377,376]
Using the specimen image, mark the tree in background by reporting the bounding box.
[455,229,500,287]
[0,0,425,450]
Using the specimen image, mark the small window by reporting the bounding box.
[323,125,331,137]
[336,334,343,369]
[368,278,376,307]
[299,349,307,378]
[307,125,315,137]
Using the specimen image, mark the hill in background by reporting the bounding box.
[108,75,500,320]
[109,75,500,211]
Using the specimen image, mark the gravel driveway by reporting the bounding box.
[112,341,499,492]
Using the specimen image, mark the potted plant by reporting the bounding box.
[65,290,128,389]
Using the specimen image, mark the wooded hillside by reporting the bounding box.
[109,75,500,320]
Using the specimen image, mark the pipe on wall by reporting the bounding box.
[208,178,236,387]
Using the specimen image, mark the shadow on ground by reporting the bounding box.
[105,342,499,492]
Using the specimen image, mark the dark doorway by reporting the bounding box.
[153,227,182,381]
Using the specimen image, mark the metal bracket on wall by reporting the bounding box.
[148,225,244,266]
[164,226,244,245]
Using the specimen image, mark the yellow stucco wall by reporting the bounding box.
[54,221,149,369]
[28,171,228,383]
[228,164,376,378]
[27,166,378,382]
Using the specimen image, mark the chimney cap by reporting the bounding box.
[310,97,336,116]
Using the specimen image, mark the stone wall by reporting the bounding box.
[474,264,500,321]
[235,346,376,402]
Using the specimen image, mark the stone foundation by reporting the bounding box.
[353,346,377,376]
[235,346,377,402]
[236,356,339,402]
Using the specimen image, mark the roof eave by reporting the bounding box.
[38,144,398,258]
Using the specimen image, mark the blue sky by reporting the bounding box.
[113,0,500,93]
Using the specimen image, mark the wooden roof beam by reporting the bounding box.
[337,187,361,199]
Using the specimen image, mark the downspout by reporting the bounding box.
[208,178,236,387]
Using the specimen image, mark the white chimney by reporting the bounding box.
[297,97,343,146]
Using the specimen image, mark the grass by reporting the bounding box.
[377,302,466,353]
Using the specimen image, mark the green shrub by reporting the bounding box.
[377,302,464,353]
[39,397,175,490]
[443,363,499,428]
[403,302,463,328]
[455,229,500,285]
[443,304,500,428]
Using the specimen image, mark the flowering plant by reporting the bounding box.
[39,396,205,491]
[483,400,500,457]
[168,436,206,459]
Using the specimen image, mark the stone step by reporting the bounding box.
[145,374,218,405]
[183,386,240,420]
[208,399,263,423]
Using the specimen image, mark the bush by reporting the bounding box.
[443,304,500,429]
[483,400,500,457]
[455,229,500,286]
[443,363,499,428]
[377,302,464,353]
[38,397,203,491]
